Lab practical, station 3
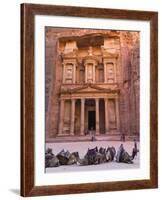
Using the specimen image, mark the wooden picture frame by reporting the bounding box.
[21,3,158,197]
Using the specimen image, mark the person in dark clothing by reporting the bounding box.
[116,144,125,162]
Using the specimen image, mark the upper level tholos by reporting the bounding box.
[58,33,121,87]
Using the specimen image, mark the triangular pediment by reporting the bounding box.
[61,84,120,94]
[77,86,100,92]
[69,84,110,93]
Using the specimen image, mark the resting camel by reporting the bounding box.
[76,146,116,166]
[106,146,116,162]
[45,141,138,167]
[45,148,60,168]
[116,141,139,164]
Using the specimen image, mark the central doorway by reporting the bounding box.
[88,111,96,130]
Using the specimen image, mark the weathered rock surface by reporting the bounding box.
[45,28,140,139]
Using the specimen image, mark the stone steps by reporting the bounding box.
[46,134,139,143]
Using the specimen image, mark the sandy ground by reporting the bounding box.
[45,141,140,173]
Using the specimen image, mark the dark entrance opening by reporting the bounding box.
[88,111,96,130]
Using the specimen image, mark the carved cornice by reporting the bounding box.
[82,55,99,65]
[61,50,77,59]
[60,83,120,94]
[101,46,119,59]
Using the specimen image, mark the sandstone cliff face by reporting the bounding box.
[45,27,140,139]
[119,32,140,136]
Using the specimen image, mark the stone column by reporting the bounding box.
[93,64,95,83]
[114,62,117,83]
[58,99,65,135]
[70,99,75,135]
[104,62,107,83]
[85,65,87,83]
[95,98,100,135]
[73,64,76,84]
[115,98,120,131]
[63,64,66,83]
[80,98,85,135]
[104,98,109,134]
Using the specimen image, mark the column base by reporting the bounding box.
[57,134,64,136]
[58,131,62,136]
[57,131,71,136]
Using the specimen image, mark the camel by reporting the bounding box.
[56,150,80,165]
[46,156,60,167]
[116,141,138,164]
[84,147,98,165]
[67,152,79,165]
[106,146,116,161]
[77,146,107,165]
[45,142,138,167]
[76,146,117,166]
[56,149,71,165]
[76,157,89,166]
[77,147,98,165]
[45,148,60,168]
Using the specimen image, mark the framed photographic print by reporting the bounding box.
[21,3,158,197]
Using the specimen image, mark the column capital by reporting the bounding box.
[59,98,65,102]
[81,98,85,103]
[104,98,108,102]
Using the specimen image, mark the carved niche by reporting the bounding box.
[87,63,93,83]
[106,63,115,83]
[64,63,73,83]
